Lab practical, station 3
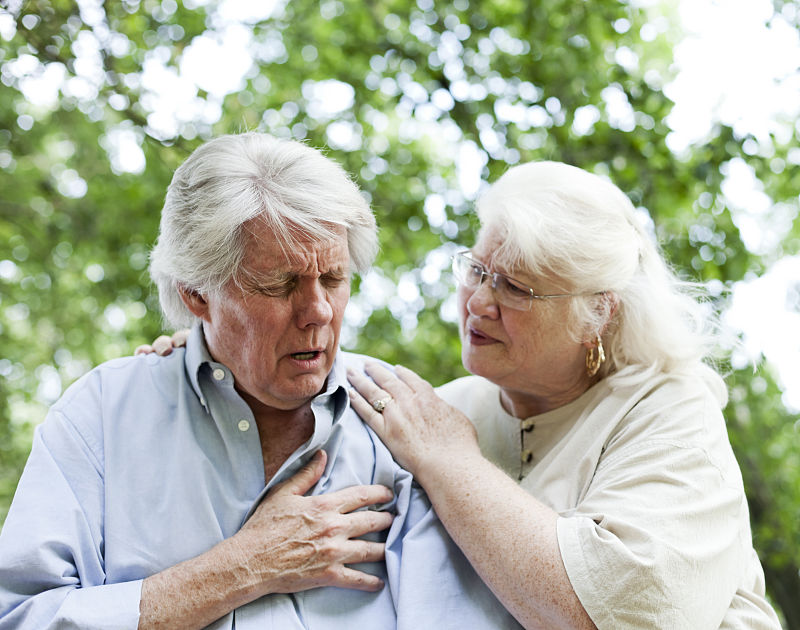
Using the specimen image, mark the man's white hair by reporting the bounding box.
[149,132,378,328]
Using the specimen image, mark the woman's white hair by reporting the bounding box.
[476,161,726,401]
[149,132,378,328]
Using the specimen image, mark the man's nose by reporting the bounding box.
[295,280,334,327]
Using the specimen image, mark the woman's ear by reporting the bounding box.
[601,291,619,332]
[178,285,211,321]
[581,291,619,348]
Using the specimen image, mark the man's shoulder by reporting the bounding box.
[338,350,392,373]
[53,351,187,413]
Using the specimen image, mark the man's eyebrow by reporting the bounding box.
[241,265,349,285]
[322,267,349,277]
[239,270,293,288]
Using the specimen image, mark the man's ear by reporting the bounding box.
[178,285,211,322]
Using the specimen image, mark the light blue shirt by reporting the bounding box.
[0,327,520,629]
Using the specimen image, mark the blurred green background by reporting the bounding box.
[1,0,798,625]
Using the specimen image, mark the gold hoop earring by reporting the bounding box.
[585,334,605,377]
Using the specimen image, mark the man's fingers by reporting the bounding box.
[323,483,394,514]
[333,565,386,592]
[342,508,394,538]
[341,540,387,566]
[271,450,327,497]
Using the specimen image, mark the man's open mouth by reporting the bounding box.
[291,351,321,360]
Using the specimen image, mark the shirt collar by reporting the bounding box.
[316,351,349,420]
[184,322,348,419]
[184,323,215,411]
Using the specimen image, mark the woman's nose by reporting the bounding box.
[465,279,500,319]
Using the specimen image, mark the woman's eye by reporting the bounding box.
[468,263,484,278]
[504,280,530,296]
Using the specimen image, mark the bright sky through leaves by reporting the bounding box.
[667,0,800,411]
[4,0,799,408]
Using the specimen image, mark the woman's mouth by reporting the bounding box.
[468,327,497,346]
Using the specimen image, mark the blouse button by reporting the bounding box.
[212,368,225,381]
[521,449,533,463]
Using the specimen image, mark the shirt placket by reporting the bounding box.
[200,363,265,499]
[519,417,536,481]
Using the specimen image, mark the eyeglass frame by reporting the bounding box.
[451,250,604,311]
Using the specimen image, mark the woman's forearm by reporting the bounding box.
[346,363,597,628]
[417,454,597,630]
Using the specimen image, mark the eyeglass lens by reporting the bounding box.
[453,253,532,310]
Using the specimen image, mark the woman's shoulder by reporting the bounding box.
[608,363,727,408]
[436,375,511,426]
[436,375,497,407]
[608,366,725,421]
[598,367,735,470]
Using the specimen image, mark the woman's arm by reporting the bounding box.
[348,363,596,630]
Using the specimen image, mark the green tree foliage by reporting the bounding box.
[1,0,798,624]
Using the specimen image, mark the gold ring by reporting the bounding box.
[371,397,392,413]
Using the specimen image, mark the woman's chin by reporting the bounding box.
[461,354,494,381]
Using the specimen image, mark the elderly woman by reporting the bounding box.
[348,161,781,629]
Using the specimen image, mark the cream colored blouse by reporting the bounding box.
[437,370,781,630]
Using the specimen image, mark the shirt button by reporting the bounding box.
[212,368,225,381]
[237,419,250,432]
[521,419,535,432]
[521,449,533,463]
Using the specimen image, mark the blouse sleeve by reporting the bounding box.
[557,435,747,630]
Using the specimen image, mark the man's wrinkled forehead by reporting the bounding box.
[241,220,350,273]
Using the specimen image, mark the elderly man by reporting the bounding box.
[0,133,519,629]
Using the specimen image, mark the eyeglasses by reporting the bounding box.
[451,251,598,311]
